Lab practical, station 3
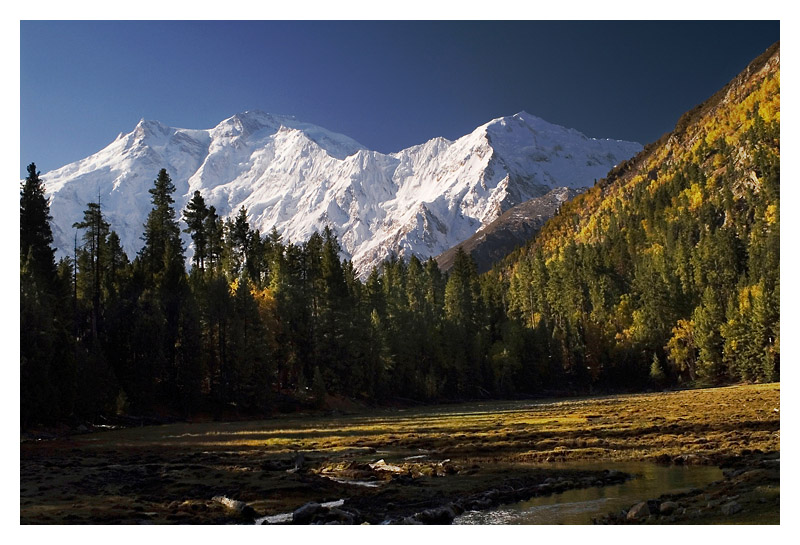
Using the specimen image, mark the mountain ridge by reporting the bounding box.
[40,109,641,276]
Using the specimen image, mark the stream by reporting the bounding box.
[454,461,722,525]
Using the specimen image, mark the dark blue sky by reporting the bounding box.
[20,20,779,177]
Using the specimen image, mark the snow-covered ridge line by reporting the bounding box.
[41,110,642,277]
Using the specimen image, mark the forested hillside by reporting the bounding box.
[494,42,780,388]
[20,43,779,428]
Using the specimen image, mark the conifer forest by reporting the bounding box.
[20,46,779,430]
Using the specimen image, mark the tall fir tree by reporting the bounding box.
[137,169,188,402]
[73,202,110,338]
[20,163,57,286]
[20,163,77,425]
[183,190,210,273]
[139,168,183,283]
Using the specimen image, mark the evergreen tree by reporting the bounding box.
[229,206,251,278]
[443,248,484,395]
[227,277,272,410]
[139,168,183,283]
[313,227,354,394]
[103,231,130,301]
[137,168,188,404]
[650,353,666,387]
[20,163,76,425]
[693,287,726,382]
[183,190,210,272]
[20,163,57,286]
[73,202,110,338]
[204,205,224,274]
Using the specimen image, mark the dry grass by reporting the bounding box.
[20,383,779,524]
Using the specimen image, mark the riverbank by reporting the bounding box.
[20,383,779,524]
[593,452,780,524]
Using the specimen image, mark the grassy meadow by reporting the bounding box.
[20,383,779,524]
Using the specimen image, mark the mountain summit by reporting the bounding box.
[41,110,641,275]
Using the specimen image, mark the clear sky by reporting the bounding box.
[20,20,779,177]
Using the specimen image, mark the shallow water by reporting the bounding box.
[454,461,722,525]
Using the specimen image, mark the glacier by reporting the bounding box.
[39,110,642,277]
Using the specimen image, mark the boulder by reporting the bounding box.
[721,501,742,516]
[659,501,679,515]
[414,506,456,524]
[212,495,256,519]
[536,483,553,494]
[626,502,651,520]
[370,459,405,473]
[448,502,465,516]
[326,508,356,524]
[293,502,323,524]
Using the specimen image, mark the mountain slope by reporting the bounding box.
[435,187,582,274]
[496,42,779,385]
[41,111,641,276]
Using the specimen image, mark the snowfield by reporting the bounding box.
[41,110,641,276]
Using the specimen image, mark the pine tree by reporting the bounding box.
[313,227,354,394]
[230,206,251,278]
[137,168,188,404]
[228,277,272,410]
[311,366,327,408]
[139,168,183,283]
[103,231,129,300]
[73,202,111,338]
[443,248,483,395]
[444,248,479,327]
[649,353,666,387]
[693,287,726,382]
[20,163,76,425]
[20,163,57,286]
[183,190,210,272]
[204,205,224,274]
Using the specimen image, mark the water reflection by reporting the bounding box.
[454,461,722,525]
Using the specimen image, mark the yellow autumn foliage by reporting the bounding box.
[765,204,778,225]
[737,284,763,312]
[686,183,703,211]
[526,58,777,267]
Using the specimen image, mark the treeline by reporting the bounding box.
[20,159,591,427]
[15,166,487,425]
[20,58,780,428]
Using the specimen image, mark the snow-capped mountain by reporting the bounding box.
[41,110,641,276]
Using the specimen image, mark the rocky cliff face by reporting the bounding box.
[436,187,582,274]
